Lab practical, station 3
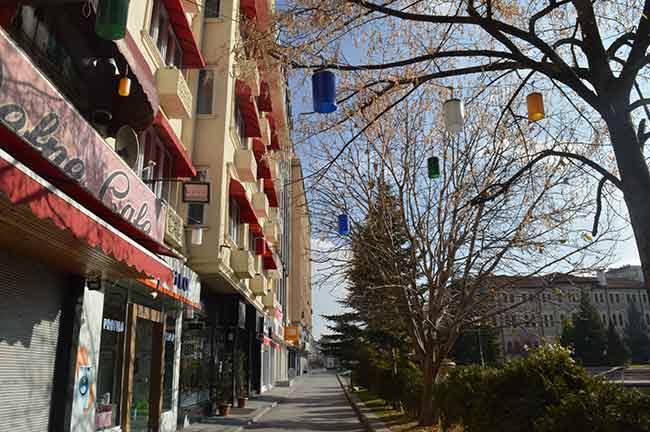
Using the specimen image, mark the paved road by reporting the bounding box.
[245,371,364,432]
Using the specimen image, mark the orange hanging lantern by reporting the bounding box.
[118,76,131,97]
[526,92,545,121]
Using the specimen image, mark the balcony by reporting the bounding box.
[156,66,193,119]
[262,290,278,309]
[183,0,202,13]
[268,159,278,179]
[234,148,257,183]
[164,204,184,249]
[231,248,255,279]
[250,274,269,296]
[263,220,279,243]
[259,115,272,146]
[252,191,269,219]
[235,59,260,97]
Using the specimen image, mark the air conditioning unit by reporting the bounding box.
[252,191,269,218]
[250,274,268,296]
[234,148,257,182]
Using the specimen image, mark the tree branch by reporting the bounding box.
[470,150,622,206]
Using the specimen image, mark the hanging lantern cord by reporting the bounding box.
[124,63,129,78]
[82,1,92,18]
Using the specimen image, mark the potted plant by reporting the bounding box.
[212,359,233,417]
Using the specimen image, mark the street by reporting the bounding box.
[246,372,364,432]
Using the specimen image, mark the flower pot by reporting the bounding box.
[237,397,248,408]
[218,404,231,417]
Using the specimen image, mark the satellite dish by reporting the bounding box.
[115,126,140,169]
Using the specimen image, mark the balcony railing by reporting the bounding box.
[156,66,193,118]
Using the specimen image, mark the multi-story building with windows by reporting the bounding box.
[491,272,648,361]
[0,2,205,432]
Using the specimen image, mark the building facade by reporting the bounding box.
[0,1,206,431]
[492,272,649,360]
[287,159,313,378]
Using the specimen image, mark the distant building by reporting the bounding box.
[607,265,644,282]
[490,271,648,360]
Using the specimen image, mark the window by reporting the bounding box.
[616,293,620,303]
[163,313,177,411]
[507,341,513,353]
[594,293,599,303]
[149,0,183,68]
[646,314,650,325]
[602,314,607,324]
[196,69,215,115]
[550,315,555,326]
[205,0,221,18]
[633,294,637,303]
[509,294,515,303]
[600,293,604,303]
[619,313,624,326]
[141,130,172,201]
[627,294,631,302]
[187,170,207,225]
[96,286,127,430]
[229,198,240,244]
[610,293,615,303]
[234,103,247,148]
[644,294,648,303]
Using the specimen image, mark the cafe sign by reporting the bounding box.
[162,256,201,307]
[0,29,165,242]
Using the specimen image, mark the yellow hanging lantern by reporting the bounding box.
[526,92,545,121]
[118,76,131,97]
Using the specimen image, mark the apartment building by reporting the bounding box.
[287,159,313,378]
[492,270,649,361]
[0,1,205,432]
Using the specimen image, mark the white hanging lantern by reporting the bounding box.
[191,227,204,245]
[443,98,465,134]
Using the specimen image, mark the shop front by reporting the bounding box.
[0,26,175,432]
[93,258,201,432]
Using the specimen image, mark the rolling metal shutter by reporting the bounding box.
[0,251,65,432]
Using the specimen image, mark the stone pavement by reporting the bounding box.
[181,371,364,432]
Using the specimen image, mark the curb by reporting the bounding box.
[336,374,391,432]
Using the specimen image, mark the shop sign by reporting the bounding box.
[162,256,201,306]
[0,30,166,242]
[182,181,211,203]
[285,325,300,343]
[103,318,125,333]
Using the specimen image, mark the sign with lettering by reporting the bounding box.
[0,30,165,242]
[162,256,201,306]
[182,181,210,203]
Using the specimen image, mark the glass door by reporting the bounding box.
[131,319,153,432]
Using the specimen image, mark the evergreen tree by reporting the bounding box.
[624,302,650,363]
[561,290,607,366]
[450,326,500,366]
[605,320,629,365]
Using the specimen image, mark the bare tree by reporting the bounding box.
[245,0,650,285]
[308,92,619,424]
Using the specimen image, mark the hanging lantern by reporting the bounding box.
[191,227,204,245]
[443,98,464,134]
[118,76,131,97]
[427,156,440,179]
[95,0,130,41]
[312,70,337,114]
[337,214,350,235]
[526,92,545,121]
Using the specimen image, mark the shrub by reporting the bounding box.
[435,345,649,432]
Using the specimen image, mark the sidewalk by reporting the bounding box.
[180,380,300,432]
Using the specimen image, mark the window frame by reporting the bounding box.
[204,0,222,19]
[149,0,183,68]
[196,69,216,117]
[229,198,241,246]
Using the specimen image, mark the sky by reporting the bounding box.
[280,11,646,340]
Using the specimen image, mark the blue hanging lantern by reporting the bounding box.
[337,214,350,235]
[312,70,337,113]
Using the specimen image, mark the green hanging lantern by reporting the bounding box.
[95,0,130,41]
[427,156,440,179]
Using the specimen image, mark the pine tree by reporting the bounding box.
[605,320,629,366]
[561,290,607,366]
[450,326,500,366]
[624,302,650,363]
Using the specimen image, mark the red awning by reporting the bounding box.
[229,178,259,225]
[153,112,197,178]
[264,178,278,207]
[240,0,257,18]
[236,80,262,137]
[267,114,280,150]
[0,148,173,287]
[253,139,271,179]
[258,81,273,112]
[163,0,206,68]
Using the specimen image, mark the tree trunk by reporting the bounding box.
[418,344,436,426]
[607,111,650,288]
